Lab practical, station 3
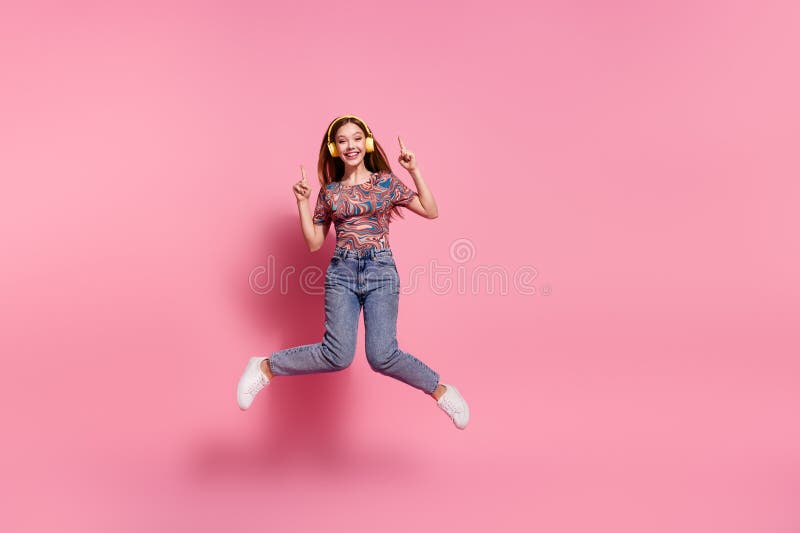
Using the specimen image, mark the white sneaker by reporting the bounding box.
[437,383,470,429]
[237,356,270,410]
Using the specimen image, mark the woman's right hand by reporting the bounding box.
[293,165,311,202]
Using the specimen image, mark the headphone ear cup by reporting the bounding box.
[365,136,375,153]
[328,142,338,157]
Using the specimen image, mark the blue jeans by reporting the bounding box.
[268,246,441,395]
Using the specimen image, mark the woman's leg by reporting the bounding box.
[267,269,361,377]
[362,259,440,395]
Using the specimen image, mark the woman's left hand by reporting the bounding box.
[397,136,418,172]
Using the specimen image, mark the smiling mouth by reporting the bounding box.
[344,151,359,159]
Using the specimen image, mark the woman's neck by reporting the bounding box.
[341,164,372,185]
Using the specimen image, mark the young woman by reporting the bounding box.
[236,115,469,429]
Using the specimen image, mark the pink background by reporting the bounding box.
[2,1,799,531]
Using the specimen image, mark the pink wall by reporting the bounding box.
[2,1,799,531]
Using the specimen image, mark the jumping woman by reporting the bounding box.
[236,115,470,429]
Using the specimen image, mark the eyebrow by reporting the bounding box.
[336,132,363,139]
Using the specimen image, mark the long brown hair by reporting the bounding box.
[316,116,407,223]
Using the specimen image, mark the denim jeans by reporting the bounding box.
[268,246,440,394]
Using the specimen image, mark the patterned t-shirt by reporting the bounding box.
[312,170,419,250]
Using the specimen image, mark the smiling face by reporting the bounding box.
[334,121,368,168]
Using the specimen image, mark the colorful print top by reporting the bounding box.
[312,170,419,250]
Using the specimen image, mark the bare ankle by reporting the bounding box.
[431,383,446,400]
[260,358,273,379]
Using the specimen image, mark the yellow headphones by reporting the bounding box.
[326,115,375,157]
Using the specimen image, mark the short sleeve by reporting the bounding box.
[389,172,418,207]
[312,188,331,225]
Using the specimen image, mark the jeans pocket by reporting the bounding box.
[326,255,341,274]
[374,254,395,267]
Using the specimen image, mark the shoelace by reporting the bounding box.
[246,373,267,396]
[440,396,464,418]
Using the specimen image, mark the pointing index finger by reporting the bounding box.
[398,136,405,152]
[300,165,307,182]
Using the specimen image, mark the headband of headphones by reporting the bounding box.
[326,115,374,145]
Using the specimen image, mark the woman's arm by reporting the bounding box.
[395,137,438,219]
[292,166,331,252]
[404,168,439,219]
[297,198,331,251]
